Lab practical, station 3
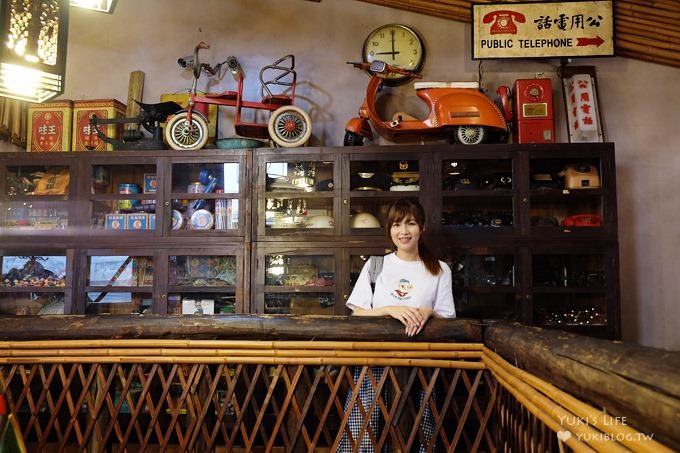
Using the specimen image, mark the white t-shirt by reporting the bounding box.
[346,252,456,318]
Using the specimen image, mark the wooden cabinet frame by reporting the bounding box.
[0,143,620,338]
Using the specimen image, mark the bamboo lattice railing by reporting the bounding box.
[357,0,680,69]
[0,339,672,452]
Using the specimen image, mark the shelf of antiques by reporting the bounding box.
[0,143,620,337]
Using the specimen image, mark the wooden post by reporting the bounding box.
[125,70,145,131]
[0,315,482,343]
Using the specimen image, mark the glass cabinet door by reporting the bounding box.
[85,254,154,314]
[0,254,69,315]
[345,156,423,236]
[345,247,394,311]
[170,160,244,235]
[436,154,515,234]
[89,161,158,232]
[254,248,338,315]
[2,163,72,231]
[259,157,337,238]
[531,251,614,335]
[528,155,609,236]
[437,247,517,320]
[167,253,241,315]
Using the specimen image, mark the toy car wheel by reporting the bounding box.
[455,126,487,145]
[343,131,365,146]
[164,112,209,150]
[268,106,312,147]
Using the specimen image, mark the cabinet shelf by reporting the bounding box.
[442,190,513,197]
[168,286,237,292]
[532,287,607,294]
[262,286,335,293]
[459,286,516,293]
[0,287,67,293]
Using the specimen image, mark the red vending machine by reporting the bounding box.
[513,78,554,143]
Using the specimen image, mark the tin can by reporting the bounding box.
[188,182,205,217]
[188,182,205,193]
[118,183,141,212]
[171,209,184,230]
[190,209,214,230]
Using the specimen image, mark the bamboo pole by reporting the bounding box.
[616,14,680,38]
[616,49,680,68]
[0,347,483,360]
[486,352,629,452]
[485,322,680,451]
[0,355,486,368]
[623,0,680,13]
[491,370,598,453]
[617,21,680,43]
[0,339,484,351]
[484,348,675,453]
[618,32,680,51]
[617,36,680,65]
[617,0,680,21]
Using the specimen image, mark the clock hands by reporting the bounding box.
[376,29,399,60]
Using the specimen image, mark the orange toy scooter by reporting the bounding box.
[344,60,512,146]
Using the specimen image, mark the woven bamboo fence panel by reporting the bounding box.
[358,0,680,69]
[0,339,671,452]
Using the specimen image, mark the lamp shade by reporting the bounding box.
[0,0,69,103]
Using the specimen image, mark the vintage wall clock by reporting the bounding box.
[362,23,425,85]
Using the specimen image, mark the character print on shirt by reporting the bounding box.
[391,278,413,301]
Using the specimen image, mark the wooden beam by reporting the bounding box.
[484,321,680,450]
[0,315,482,343]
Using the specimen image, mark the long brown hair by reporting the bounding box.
[386,198,441,276]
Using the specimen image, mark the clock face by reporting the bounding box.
[362,24,424,85]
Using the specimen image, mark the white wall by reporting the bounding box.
[62,0,680,350]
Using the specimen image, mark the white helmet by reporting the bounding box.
[351,212,381,228]
[306,215,334,228]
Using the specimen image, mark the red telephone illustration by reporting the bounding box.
[482,10,526,35]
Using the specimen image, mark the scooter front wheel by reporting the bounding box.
[455,126,487,145]
[343,131,365,146]
[164,112,209,150]
[268,106,312,147]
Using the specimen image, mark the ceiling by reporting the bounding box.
[356,0,680,69]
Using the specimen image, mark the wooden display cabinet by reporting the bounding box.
[0,150,251,316]
[0,143,620,338]
[0,153,79,234]
[253,146,430,241]
[430,143,619,338]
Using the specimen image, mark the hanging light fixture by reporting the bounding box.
[69,0,115,14]
[0,0,69,103]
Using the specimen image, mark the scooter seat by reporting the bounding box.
[414,81,479,90]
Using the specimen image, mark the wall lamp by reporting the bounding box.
[70,0,116,14]
[0,0,69,103]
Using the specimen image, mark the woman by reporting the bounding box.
[338,198,455,452]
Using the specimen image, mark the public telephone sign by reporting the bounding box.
[472,1,614,59]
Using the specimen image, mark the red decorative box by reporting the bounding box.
[26,100,73,152]
[72,99,126,151]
